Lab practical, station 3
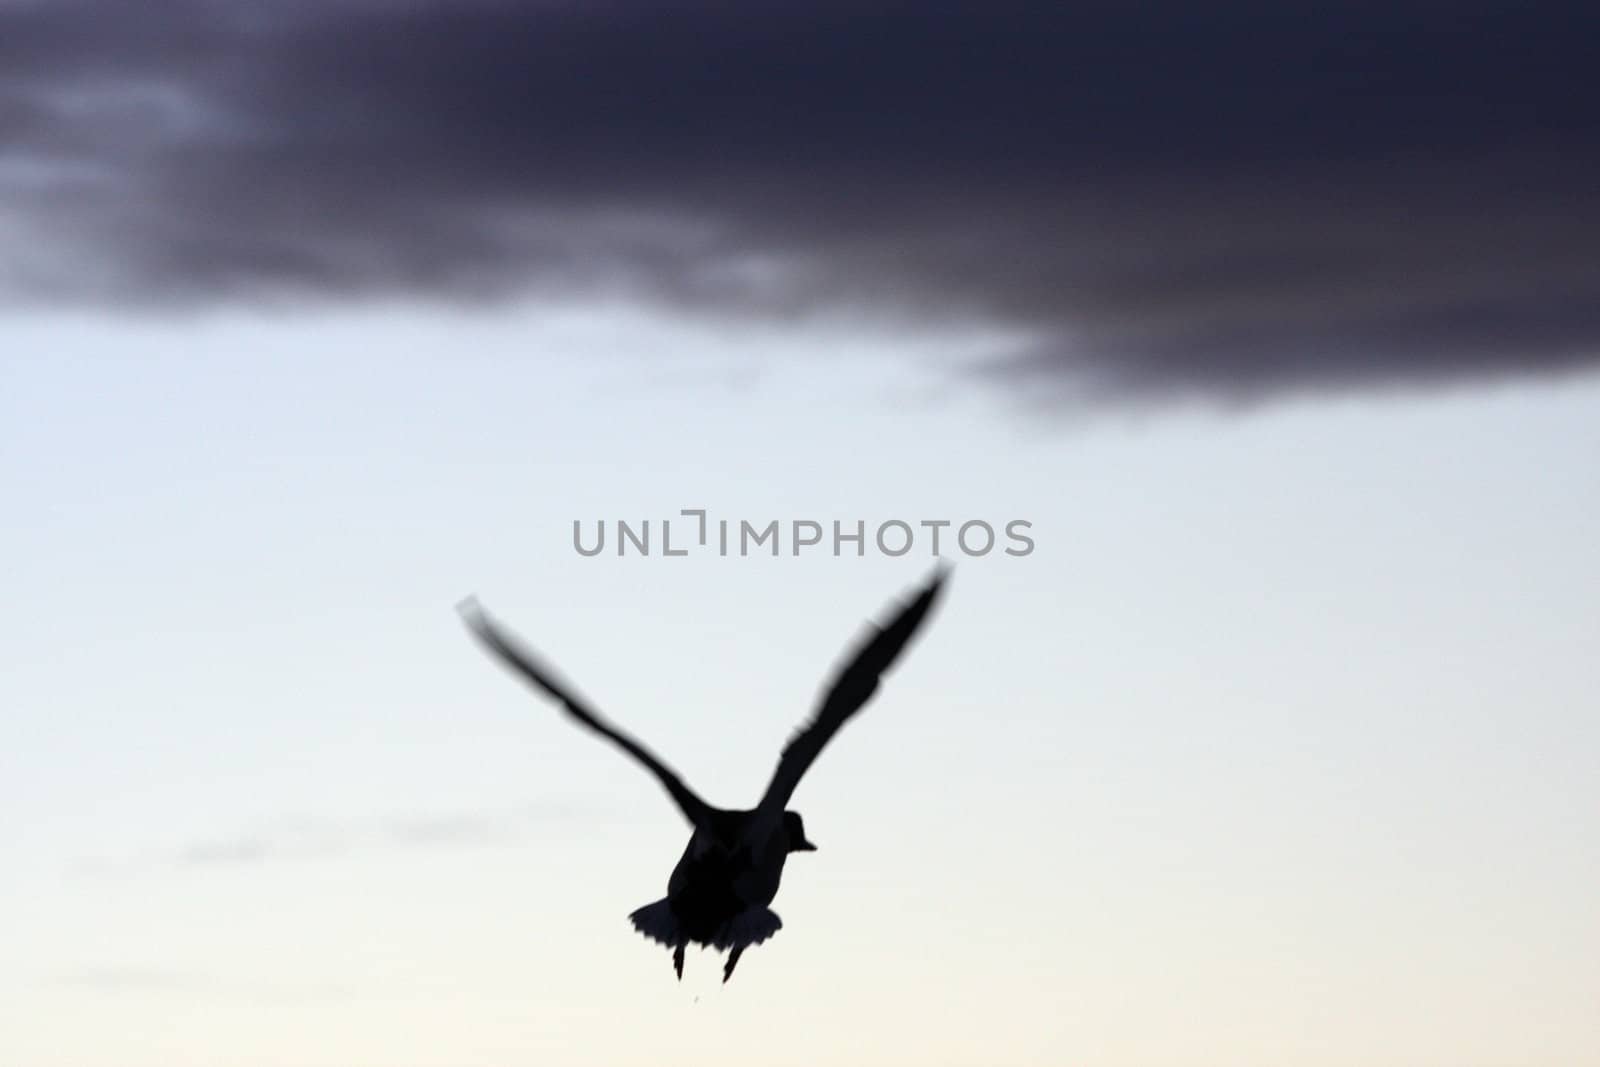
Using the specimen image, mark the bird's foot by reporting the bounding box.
[722,945,744,984]
[673,943,686,981]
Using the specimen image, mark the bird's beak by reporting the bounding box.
[794,837,818,852]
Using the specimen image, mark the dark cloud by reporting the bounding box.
[2,0,1597,402]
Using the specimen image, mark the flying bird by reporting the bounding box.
[457,567,948,983]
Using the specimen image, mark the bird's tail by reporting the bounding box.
[712,907,783,950]
[628,898,681,947]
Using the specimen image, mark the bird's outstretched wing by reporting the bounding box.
[756,566,949,818]
[458,598,712,829]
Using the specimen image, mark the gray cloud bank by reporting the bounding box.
[71,804,601,876]
[51,967,361,1002]
[3,0,1597,403]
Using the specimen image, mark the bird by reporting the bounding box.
[456,566,948,983]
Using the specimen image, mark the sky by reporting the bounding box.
[3,3,1599,1066]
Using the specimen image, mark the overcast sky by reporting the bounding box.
[3,4,1598,1066]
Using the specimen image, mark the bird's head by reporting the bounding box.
[783,810,818,853]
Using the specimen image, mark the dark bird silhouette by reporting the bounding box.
[457,566,948,983]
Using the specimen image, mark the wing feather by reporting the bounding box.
[458,598,711,828]
[756,566,949,816]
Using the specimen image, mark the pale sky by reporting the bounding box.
[3,301,1598,1067]
[5,2,1599,1063]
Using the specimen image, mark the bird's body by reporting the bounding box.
[459,567,946,982]
[668,810,790,937]
[630,807,809,977]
